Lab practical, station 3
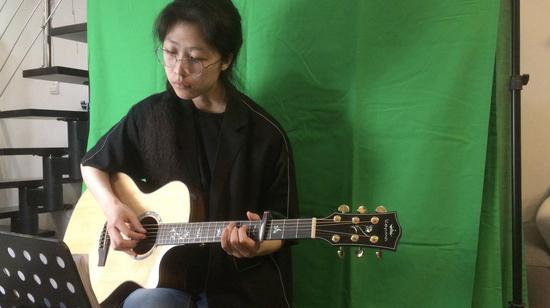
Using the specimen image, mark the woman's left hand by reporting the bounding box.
[221,211,283,258]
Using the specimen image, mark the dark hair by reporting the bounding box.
[154,0,243,91]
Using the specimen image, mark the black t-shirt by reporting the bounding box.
[195,108,224,193]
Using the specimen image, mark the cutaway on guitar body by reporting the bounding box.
[65,173,199,304]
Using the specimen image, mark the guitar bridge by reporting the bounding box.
[98,222,110,267]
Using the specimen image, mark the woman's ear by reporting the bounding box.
[221,54,234,71]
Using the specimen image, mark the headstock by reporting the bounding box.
[315,204,402,259]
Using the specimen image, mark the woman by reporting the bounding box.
[80,0,298,307]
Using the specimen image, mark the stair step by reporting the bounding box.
[50,22,87,43]
[0,203,74,219]
[0,225,56,237]
[0,179,43,189]
[0,177,81,189]
[0,147,69,156]
[0,206,19,219]
[0,109,88,120]
[22,66,88,85]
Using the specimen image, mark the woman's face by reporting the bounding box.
[162,22,228,100]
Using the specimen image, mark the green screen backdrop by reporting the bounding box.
[87,1,519,307]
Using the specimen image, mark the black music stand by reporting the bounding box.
[0,231,96,307]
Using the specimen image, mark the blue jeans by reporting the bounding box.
[123,288,208,308]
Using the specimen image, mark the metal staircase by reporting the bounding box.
[0,109,88,235]
[22,2,88,85]
[0,0,89,235]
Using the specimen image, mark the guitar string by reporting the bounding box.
[127,228,374,236]
[104,219,388,243]
[121,229,379,244]
[133,224,381,234]
[137,219,383,228]
[129,220,383,234]
[134,228,384,238]
[128,231,380,244]
[137,217,386,223]
[107,227,379,241]
[129,225,381,237]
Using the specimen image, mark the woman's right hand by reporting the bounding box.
[80,165,147,257]
[104,201,147,256]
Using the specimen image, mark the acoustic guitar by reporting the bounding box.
[64,173,402,305]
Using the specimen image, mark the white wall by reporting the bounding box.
[0,0,87,234]
[0,0,547,229]
[521,0,550,222]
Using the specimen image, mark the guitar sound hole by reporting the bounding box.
[133,216,158,256]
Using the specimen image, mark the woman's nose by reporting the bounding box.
[171,59,188,76]
[173,59,190,76]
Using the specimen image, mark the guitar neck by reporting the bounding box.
[156,218,315,245]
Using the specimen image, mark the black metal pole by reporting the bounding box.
[509,0,528,307]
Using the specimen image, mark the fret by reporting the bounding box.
[209,222,215,242]
[284,219,287,239]
[156,226,163,245]
[215,222,222,242]
[183,224,190,243]
[195,224,200,240]
[215,222,224,242]
[250,222,258,240]
[254,222,261,240]
[304,219,313,239]
[265,221,273,240]
[248,222,253,239]
[269,220,283,240]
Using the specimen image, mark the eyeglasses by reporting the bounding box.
[155,47,221,77]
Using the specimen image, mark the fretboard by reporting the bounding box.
[156,218,315,245]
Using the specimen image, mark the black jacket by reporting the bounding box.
[82,89,299,307]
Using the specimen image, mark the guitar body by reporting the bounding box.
[64,173,196,304]
[64,173,402,306]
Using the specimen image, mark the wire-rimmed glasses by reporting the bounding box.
[155,47,221,77]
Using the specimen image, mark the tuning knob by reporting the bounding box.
[337,247,345,259]
[376,249,383,260]
[356,248,365,258]
[375,205,387,213]
[338,204,350,213]
[356,205,367,214]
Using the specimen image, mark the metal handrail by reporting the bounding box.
[0,0,42,73]
[43,0,52,67]
[0,0,25,41]
[0,0,8,15]
[0,0,65,98]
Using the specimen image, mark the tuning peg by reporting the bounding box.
[338,204,350,213]
[337,247,345,259]
[355,248,365,258]
[375,205,387,213]
[376,249,383,260]
[356,205,367,214]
